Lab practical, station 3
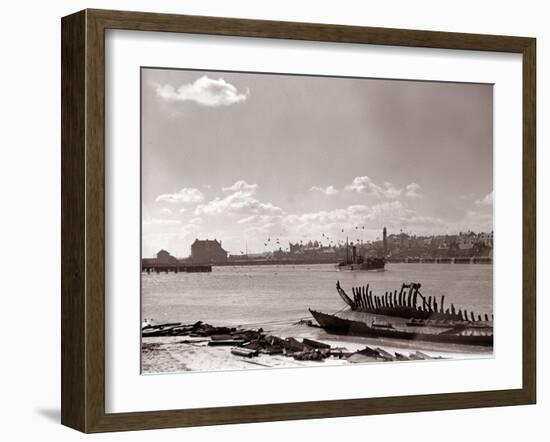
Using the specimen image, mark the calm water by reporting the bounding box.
[142,263,493,329]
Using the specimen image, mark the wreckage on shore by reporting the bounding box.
[142,320,446,366]
[309,281,493,347]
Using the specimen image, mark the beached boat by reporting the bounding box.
[309,309,493,347]
[310,281,493,347]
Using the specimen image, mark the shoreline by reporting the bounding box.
[141,320,493,374]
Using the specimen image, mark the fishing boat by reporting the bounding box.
[336,237,385,271]
[310,281,493,347]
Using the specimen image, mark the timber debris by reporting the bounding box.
[143,321,441,365]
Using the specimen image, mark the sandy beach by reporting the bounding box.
[141,321,492,374]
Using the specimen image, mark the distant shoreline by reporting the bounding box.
[142,258,493,270]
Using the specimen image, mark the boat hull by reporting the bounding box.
[309,309,493,347]
[337,257,385,271]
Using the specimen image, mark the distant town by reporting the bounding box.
[142,228,493,269]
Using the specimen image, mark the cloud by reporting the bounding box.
[383,182,402,199]
[281,201,444,238]
[310,185,339,196]
[160,208,173,215]
[475,191,493,206]
[154,76,249,107]
[195,182,283,217]
[222,180,258,195]
[345,176,381,195]
[344,176,426,200]
[155,187,204,204]
[344,176,402,199]
[196,195,283,217]
[405,183,424,198]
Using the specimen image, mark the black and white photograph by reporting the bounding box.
[140,68,494,374]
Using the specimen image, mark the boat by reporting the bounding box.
[336,237,385,271]
[335,281,493,322]
[309,309,493,347]
[310,281,493,347]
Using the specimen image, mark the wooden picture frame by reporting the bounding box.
[61,8,536,433]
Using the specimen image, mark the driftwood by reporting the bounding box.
[231,347,258,358]
[143,317,448,366]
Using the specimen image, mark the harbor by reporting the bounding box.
[142,262,493,373]
[141,228,493,269]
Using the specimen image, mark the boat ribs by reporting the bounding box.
[336,281,491,323]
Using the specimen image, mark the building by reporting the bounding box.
[478,231,494,247]
[458,236,474,250]
[191,239,228,263]
[141,249,181,269]
[155,249,178,264]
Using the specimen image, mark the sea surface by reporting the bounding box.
[142,263,493,331]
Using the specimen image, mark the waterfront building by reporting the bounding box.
[478,231,494,247]
[191,239,228,263]
[155,249,178,264]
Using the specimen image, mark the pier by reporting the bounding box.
[142,263,212,273]
[387,257,492,264]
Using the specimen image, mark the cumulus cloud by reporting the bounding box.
[155,187,204,204]
[154,76,249,107]
[279,201,444,239]
[195,181,283,217]
[345,176,380,195]
[383,182,402,199]
[196,196,283,217]
[405,183,424,198]
[475,191,493,206]
[310,185,339,196]
[222,180,258,195]
[344,176,426,200]
[344,176,402,199]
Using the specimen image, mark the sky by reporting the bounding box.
[141,68,493,258]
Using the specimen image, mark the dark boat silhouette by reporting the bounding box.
[310,281,493,347]
[336,237,385,271]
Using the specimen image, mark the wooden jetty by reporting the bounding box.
[141,263,212,273]
[386,257,493,264]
